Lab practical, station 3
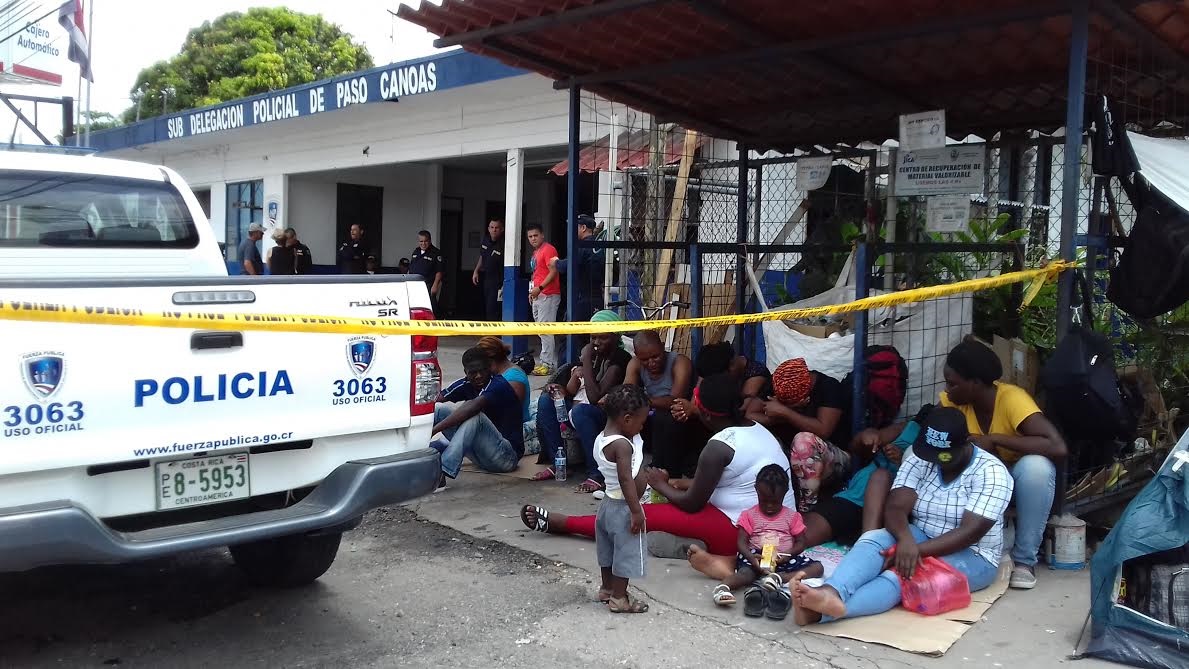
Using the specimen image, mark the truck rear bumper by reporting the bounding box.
[0,448,440,572]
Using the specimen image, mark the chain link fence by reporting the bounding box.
[568,88,1185,510]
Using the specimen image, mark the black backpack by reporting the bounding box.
[1107,202,1189,319]
[1041,272,1138,440]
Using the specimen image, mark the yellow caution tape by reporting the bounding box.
[0,262,1075,337]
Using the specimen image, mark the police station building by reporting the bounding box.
[90,50,602,320]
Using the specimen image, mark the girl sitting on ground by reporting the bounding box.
[593,384,652,613]
[712,463,823,610]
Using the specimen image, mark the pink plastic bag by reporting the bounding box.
[899,557,972,616]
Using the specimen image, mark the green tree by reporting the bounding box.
[122,8,372,123]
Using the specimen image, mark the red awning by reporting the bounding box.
[549,127,707,175]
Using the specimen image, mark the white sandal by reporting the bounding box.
[712,584,736,606]
[758,573,783,592]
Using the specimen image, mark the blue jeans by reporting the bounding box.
[433,404,519,478]
[820,526,1000,621]
[1010,454,1057,567]
[533,394,606,481]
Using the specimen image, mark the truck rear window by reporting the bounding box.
[0,171,199,248]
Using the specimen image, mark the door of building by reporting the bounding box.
[336,184,384,267]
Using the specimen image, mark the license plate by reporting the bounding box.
[156,452,251,510]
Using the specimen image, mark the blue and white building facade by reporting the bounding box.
[91,50,591,321]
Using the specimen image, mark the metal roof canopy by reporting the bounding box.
[398,0,1189,151]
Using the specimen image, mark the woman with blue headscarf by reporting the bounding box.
[533,310,632,492]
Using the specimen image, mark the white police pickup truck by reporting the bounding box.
[0,151,441,586]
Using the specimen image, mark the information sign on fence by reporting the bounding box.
[894,146,985,196]
[796,156,832,190]
[899,110,946,150]
[926,195,973,232]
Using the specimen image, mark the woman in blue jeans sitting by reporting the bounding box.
[793,406,1014,625]
[533,311,632,491]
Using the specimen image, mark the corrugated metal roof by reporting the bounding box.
[397,0,1189,151]
[548,126,708,174]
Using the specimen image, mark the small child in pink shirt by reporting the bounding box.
[712,464,823,610]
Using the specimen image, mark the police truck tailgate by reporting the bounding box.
[0,276,433,478]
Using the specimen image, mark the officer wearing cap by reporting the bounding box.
[409,229,446,303]
[548,214,604,325]
[337,223,371,274]
[238,222,265,276]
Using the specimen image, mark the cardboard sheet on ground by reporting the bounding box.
[461,454,552,480]
[804,559,1012,656]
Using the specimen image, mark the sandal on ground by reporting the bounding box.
[519,504,549,533]
[712,584,736,607]
[598,588,613,603]
[765,587,792,621]
[743,586,767,617]
[608,595,649,614]
[575,478,604,494]
[530,467,555,481]
[758,573,783,592]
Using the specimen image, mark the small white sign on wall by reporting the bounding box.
[796,156,832,191]
[899,110,946,150]
[926,195,972,233]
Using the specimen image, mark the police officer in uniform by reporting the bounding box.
[409,229,445,307]
[337,223,370,274]
[471,218,505,320]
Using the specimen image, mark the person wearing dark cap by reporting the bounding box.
[792,406,1014,625]
[398,258,410,274]
[548,214,605,330]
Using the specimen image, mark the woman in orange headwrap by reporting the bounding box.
[747,358,852,513]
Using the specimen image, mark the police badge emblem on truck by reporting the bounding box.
[348,337,376,376]
[22,353,64,399]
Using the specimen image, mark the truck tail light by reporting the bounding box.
[410,307,440,416]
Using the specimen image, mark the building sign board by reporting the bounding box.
[90,51,525,151]
[894,146,985,196]
[0,6,65,85]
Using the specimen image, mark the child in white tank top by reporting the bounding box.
[593,384,652,613]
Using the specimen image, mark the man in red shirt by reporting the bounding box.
[526,223,561,375]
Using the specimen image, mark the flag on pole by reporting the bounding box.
[58,0,92,82]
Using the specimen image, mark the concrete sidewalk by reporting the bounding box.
[405,470,1108,668]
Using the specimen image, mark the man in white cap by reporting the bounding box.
[239,223,265,276]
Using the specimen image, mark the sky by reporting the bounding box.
[0,0,444,140]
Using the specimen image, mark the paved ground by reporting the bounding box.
[0,340,1112,668]
[0,507,882,669]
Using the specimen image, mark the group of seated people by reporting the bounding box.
[507,332,1067,623]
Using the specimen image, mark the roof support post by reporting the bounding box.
[736,143,750,357]
[565,83,581,363]
[1057,0,1089,344]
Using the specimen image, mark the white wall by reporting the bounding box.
[288,178,336,263]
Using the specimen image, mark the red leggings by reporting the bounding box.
[562,504,738,555]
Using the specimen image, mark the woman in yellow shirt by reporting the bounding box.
[939,339,1067,590]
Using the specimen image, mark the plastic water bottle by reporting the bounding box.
[555,451,567,482]
[551,388,568,482]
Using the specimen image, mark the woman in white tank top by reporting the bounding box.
[519,374,794,559]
